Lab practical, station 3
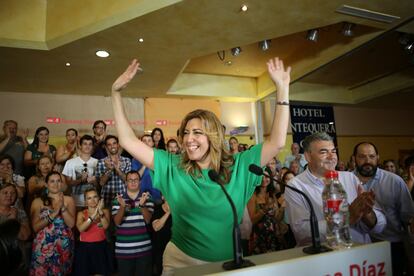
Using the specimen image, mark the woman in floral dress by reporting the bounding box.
[30,171,75,276]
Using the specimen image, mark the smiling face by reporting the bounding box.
[37,129,49,144]
[85,190,99,208]
[383,160,396,173]
[105,137,119,155]
[183,118,211,169]
[0,158,13,172]
[305,140,337,178]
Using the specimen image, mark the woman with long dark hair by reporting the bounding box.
[30,171,75,276]
[151,127,166,150]
[24,127,56,178]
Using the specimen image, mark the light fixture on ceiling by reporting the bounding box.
[307,29,319,42]
[138,38,144,43]
[258,40,271,51]
[231,47,242,56]
[342,22,354,37]
[95,50,110,58]
[240,4,248,12]
[225,60,233,66]
[217,50,225,61]
[405,42,414,54]
[65,62,71,67]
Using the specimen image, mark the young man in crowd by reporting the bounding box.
[62,135,98,209]
[96,135,131,208]
[112,171,154,276]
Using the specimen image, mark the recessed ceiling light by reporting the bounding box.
[65,62,71,67]
[225,61,232,66]
[240,4,248,12]
[138,38,144,43]
[95,50,110,58]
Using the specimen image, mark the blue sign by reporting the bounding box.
[290,104,337,152]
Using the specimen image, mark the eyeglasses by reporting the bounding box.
[127,179,140,183]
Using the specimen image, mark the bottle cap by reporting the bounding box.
[325,170,338,178]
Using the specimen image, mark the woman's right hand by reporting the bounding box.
[112,59,143,92]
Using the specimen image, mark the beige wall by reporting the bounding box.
[144,98,220,140]
[0,91,144,137]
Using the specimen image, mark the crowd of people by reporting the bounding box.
[0,57,413,276]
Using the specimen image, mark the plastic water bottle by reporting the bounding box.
[322,170,353,249]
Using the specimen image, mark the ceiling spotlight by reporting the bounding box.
[231,47,242,56]
[138,38,144,43]
[405,42,414,54]
[225,60,233,66]
[240,4,248,12]
[258,40,271,51]
[342,22,354,37]
[307,29,319,42]
[65,62,71,67]
[95,50,110,58]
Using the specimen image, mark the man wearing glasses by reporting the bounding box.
[112,170,154,276]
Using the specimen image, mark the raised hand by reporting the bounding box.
[112,59,143,92]
[139,192,150,206]
[267,57,291,90]
[117,194,126,208]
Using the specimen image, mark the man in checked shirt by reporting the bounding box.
[96,135,131,208]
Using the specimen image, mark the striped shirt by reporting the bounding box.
[112,193,154,259]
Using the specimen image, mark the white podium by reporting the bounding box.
[175,241,391,275]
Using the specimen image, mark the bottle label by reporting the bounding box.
[327,199,342,212]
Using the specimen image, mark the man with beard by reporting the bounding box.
[285,132,386,247]
[96,135,131,208]
[353,142,414,276]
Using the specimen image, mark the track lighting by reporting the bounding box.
[342,23,354,37]
[307,29,319,42]
[231,47,242,56]
[258,40,271,51]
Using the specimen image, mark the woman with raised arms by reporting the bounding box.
[111,57,291,274]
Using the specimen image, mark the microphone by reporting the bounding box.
[248,164,331,254]
[208,170,255,270]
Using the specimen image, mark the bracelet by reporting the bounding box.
[276,101,289,105]
[87,217,92,223]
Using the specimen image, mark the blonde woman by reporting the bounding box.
[111,57,290,273]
